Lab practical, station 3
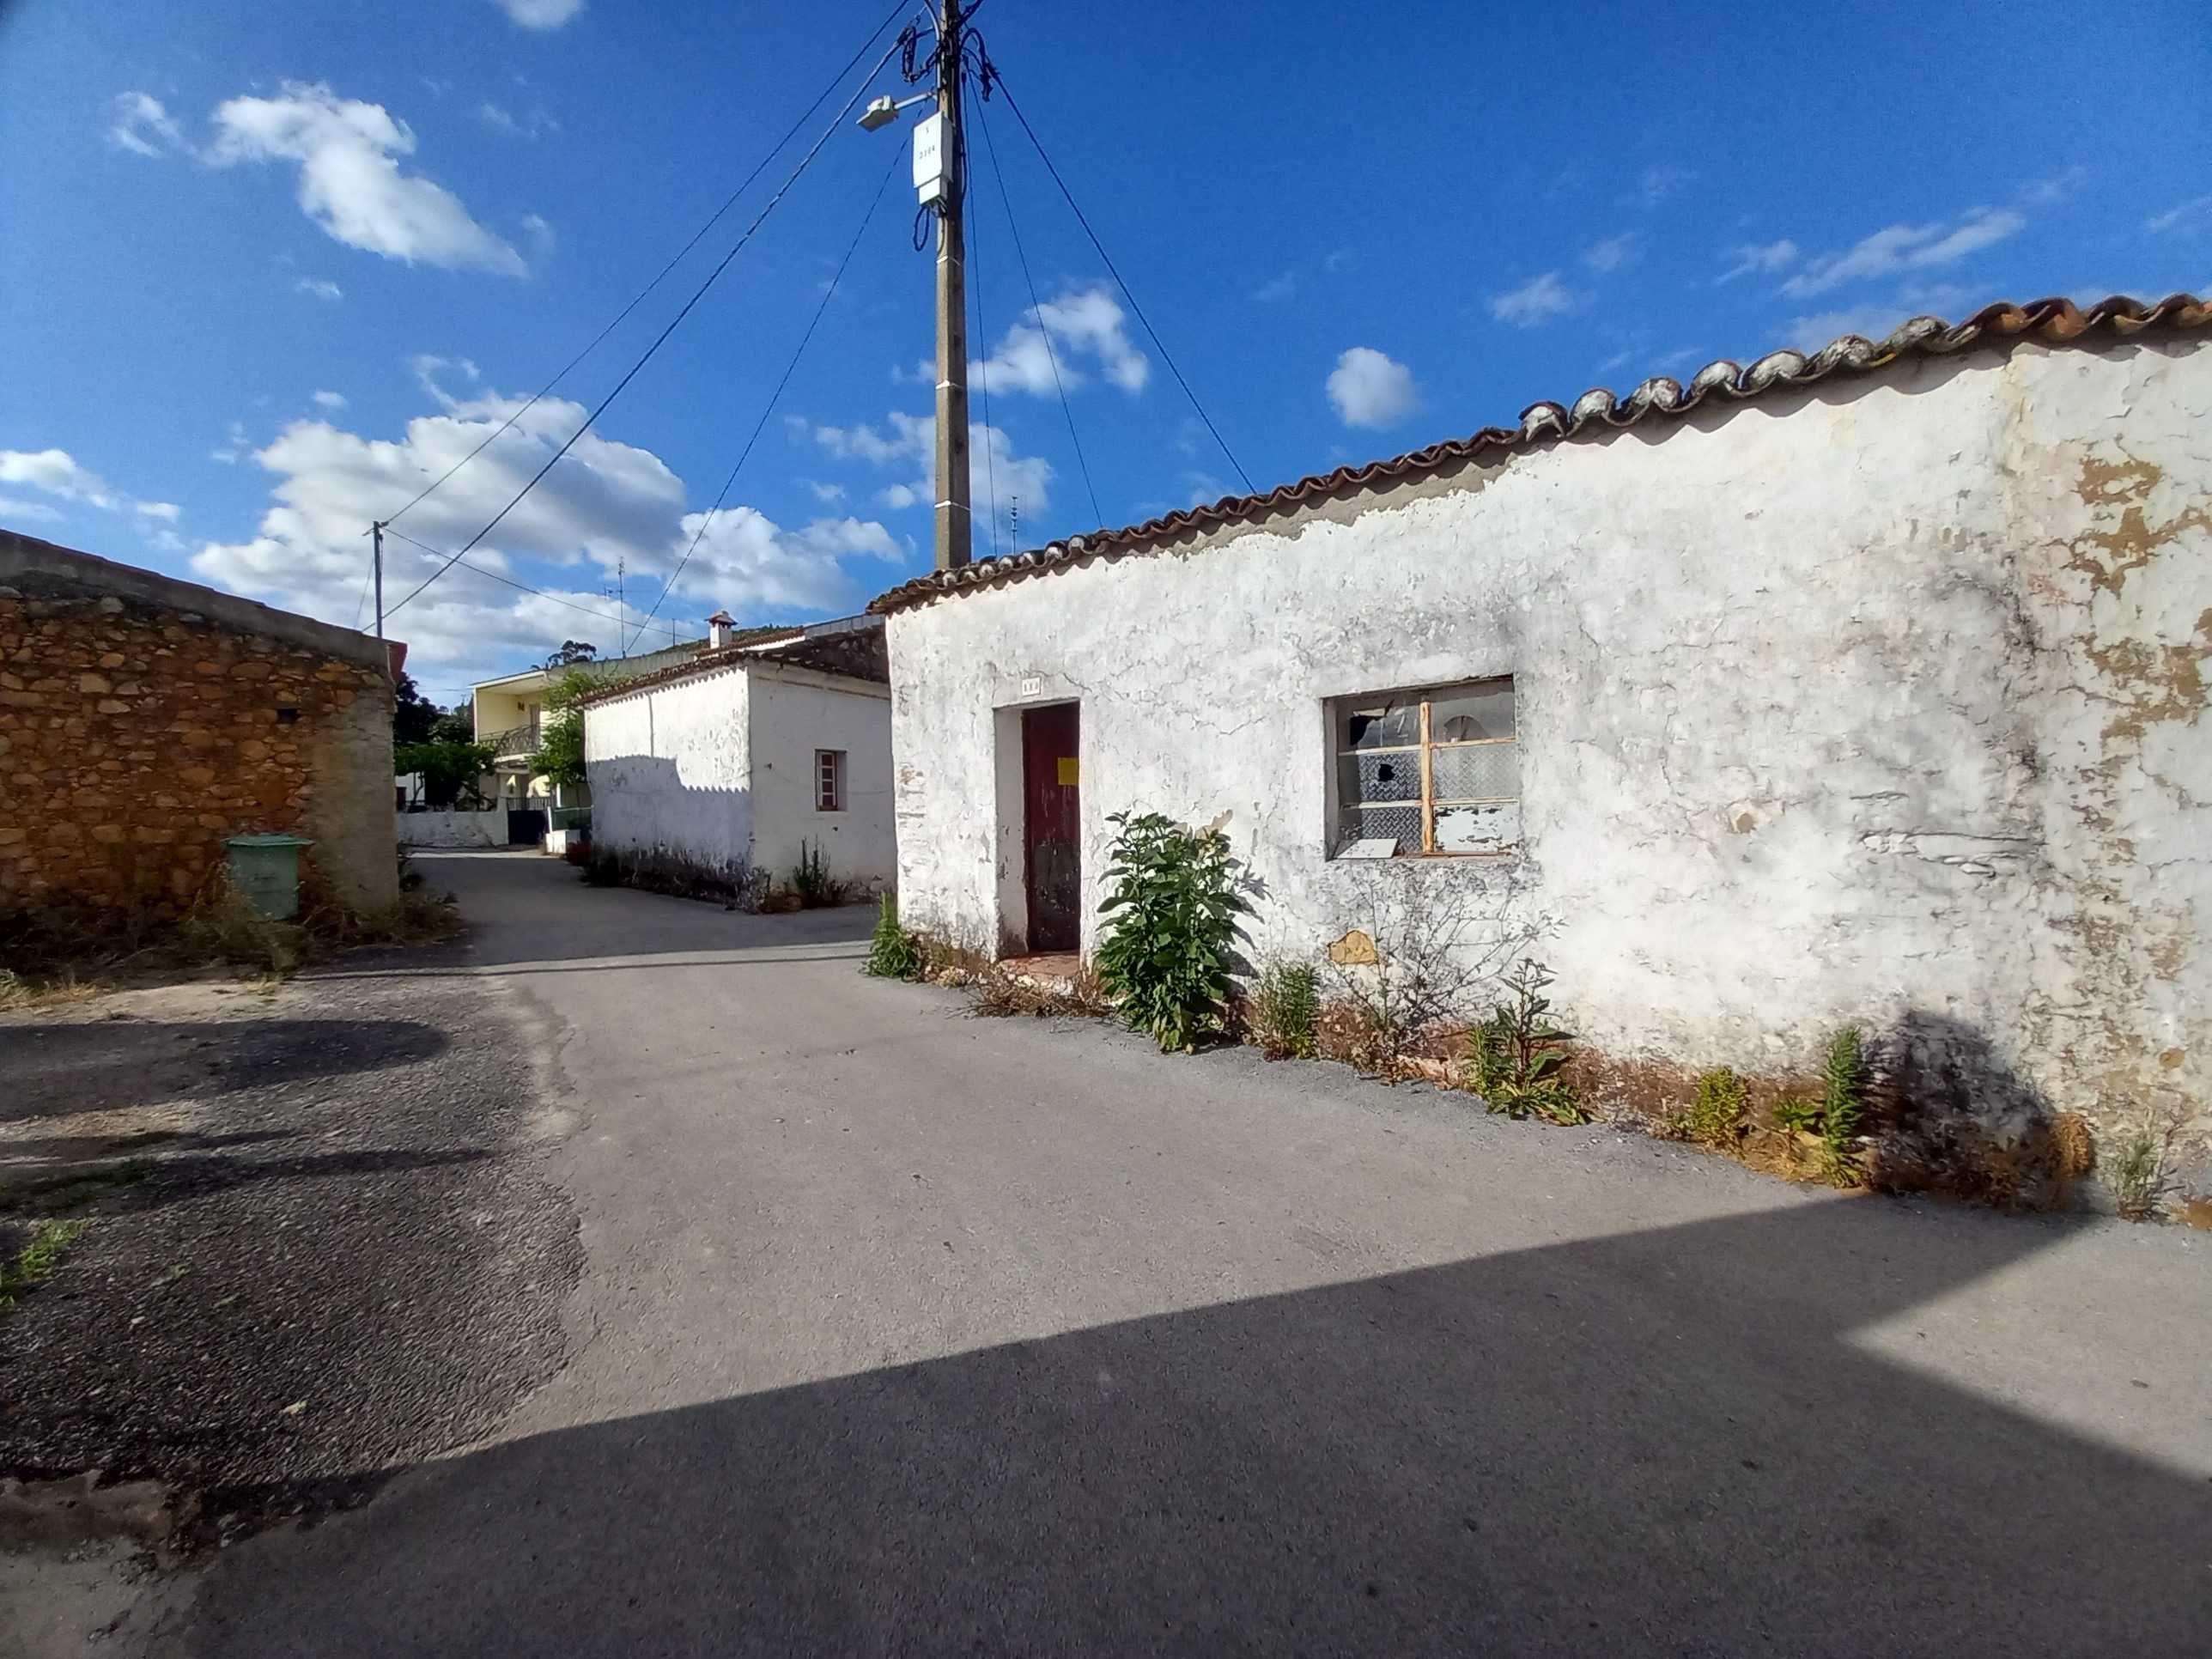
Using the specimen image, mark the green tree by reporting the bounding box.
[396,740,495,809]
[428,704,476,744]
[392,672,442,746]
[544,640,599,667]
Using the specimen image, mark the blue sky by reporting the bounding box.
[3,0,2206,703]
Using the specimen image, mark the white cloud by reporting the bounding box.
[1252,270,1297,303]
[190,376,901,683]
[1324,347,1420,429]
[973,284,1148,398]
[1,447,179,532]
[106,91,181,156]
[1781,208,2025,297]
[521,213,555,255]
[1489,271,1576,327]
[479,102,560,140]
[295,276,345,301]
[210,421,253,464]
[0,495,65,524]
[1783,283,1975,352]
[2022,166,2087,206]
[808,411,1053,527]
[488,0,586,27]
[1622,165,1695,209]
[1583,233,1641,274]
[1717,239,1798,283]
[2146,195,2211,234]
[805,480,846,504]
[210,82,526,275]
[312,390,348,410]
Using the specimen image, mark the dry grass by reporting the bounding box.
[0,969,106,1013]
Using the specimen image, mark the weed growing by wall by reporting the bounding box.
[1252,959,1320,1060]
[1094,811,1247,1053]
[1467,959,1586,1123]
[1681,1068,1749,1149]
[865,893,924,981]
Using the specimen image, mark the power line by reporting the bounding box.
[374,0,914,535]
[972,89,1102,529]
[628,140,905,651]
[387,30,909,622]
[988,71,1255,495]
[380,526,645,636]
[964,73,1000,560]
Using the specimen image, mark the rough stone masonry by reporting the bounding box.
[0,530,397,928]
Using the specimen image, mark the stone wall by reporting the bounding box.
[0,531,398,930]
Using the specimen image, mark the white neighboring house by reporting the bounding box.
[470,637,709,817]
[579,615,895,896]
[874,295,2212,1155]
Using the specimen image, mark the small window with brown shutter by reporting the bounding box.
[815,749,845,812]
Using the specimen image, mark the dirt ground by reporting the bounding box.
[0,951,580,1547]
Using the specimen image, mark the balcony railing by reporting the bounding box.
[485,719,541,758]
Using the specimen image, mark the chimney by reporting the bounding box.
[706,609,736,649]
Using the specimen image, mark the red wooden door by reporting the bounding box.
[1021,703,1081,952]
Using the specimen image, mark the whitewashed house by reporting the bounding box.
[874,295,2211,1150]
[579,614,895,896]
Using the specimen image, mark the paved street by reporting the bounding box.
[127,854,2212,1650]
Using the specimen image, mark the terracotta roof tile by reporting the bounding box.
[869,293,2209,616]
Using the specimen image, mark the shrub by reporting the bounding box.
[1772,1096,1824,1134]
[1094,810,1247,1053]
[1818,1027,1869,1186]
[790,840,845,908]
[1467,958,1587,1124]
[1683,1067,1748,1148]
[2108,1117,2175,1221]
[1252,959,1320,1060]
[394,739,495,810]
[864,893,924,981]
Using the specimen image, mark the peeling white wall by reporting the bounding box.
[745,665,896,892]
[584,665,754,873]
[583,661,895,890]
[888,343,2212,1142]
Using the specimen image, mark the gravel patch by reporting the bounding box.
[0,949,580,1541]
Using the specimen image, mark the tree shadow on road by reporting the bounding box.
[192,1199,2203,1656]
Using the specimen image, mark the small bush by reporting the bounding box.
[791,840,846,908]
[1094,810,1247,1053]
[0,1219,88,1310]
[1252,959,1320,1060]
[2108,1118,2174,1221]
[864,894,924,981]
[1818,1027,1869,1183]
[1467,959,1587,1124]
[1772,1096,1824,1134]
[1682,1067,1748,1148]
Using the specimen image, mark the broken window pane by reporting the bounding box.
[1342,701,1418,750]
[1341,748,1420,803]
[1427,679,1515,744]
[1341,802,1419,853]
[1434,800,1521,854]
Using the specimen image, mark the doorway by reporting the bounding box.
[1020,702,1081,953]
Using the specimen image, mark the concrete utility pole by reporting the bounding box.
[370,520,386,642]
[932,0,971,570]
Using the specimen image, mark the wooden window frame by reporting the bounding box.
[1331,678,1517,859]
[814,748,845,812]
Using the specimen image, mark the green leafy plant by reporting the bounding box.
[791,840,844,908]
[394,739,496,809]
[2108,1117,2176,1221]
[0,1219,88,1310]
[1683,1067,1748,1148]
[1772,1096,1825,1134]
[1467,958,1586,1123]
[1094,810,1248,1053]
[864,893,924,981]
[1818,1026,1869,1185]
[1252,958,1320,1060]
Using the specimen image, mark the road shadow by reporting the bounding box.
[191,1200,2203,1656]
[0,1020,448,1122]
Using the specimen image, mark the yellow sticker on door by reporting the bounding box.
[1057,757,1079,787]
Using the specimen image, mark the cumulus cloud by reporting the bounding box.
[106,91,182,156]
[807,410,1054,527]
[312,390,348,410]
[488,0,586,27]
[1717,239,1798,283]
[1324,347,1420,429]
[1781,208,2025,297]
[1489,271,1576,327]
[208,82,526,275]
[1,447,179,532]
[191,375,901,684]
[973,284,1148,398]
[1252,270,1297,303]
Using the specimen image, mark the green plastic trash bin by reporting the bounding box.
[224,834,314,921]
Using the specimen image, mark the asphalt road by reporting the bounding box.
[174,852,2209,1654]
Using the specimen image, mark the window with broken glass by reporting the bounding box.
[1330,678,1519,857]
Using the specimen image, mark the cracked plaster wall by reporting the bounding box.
[888,343,2210,1146]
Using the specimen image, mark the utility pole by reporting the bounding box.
[370,520,386,645]
[931,0,971,570]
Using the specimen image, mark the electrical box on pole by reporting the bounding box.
[912,112,948,207]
